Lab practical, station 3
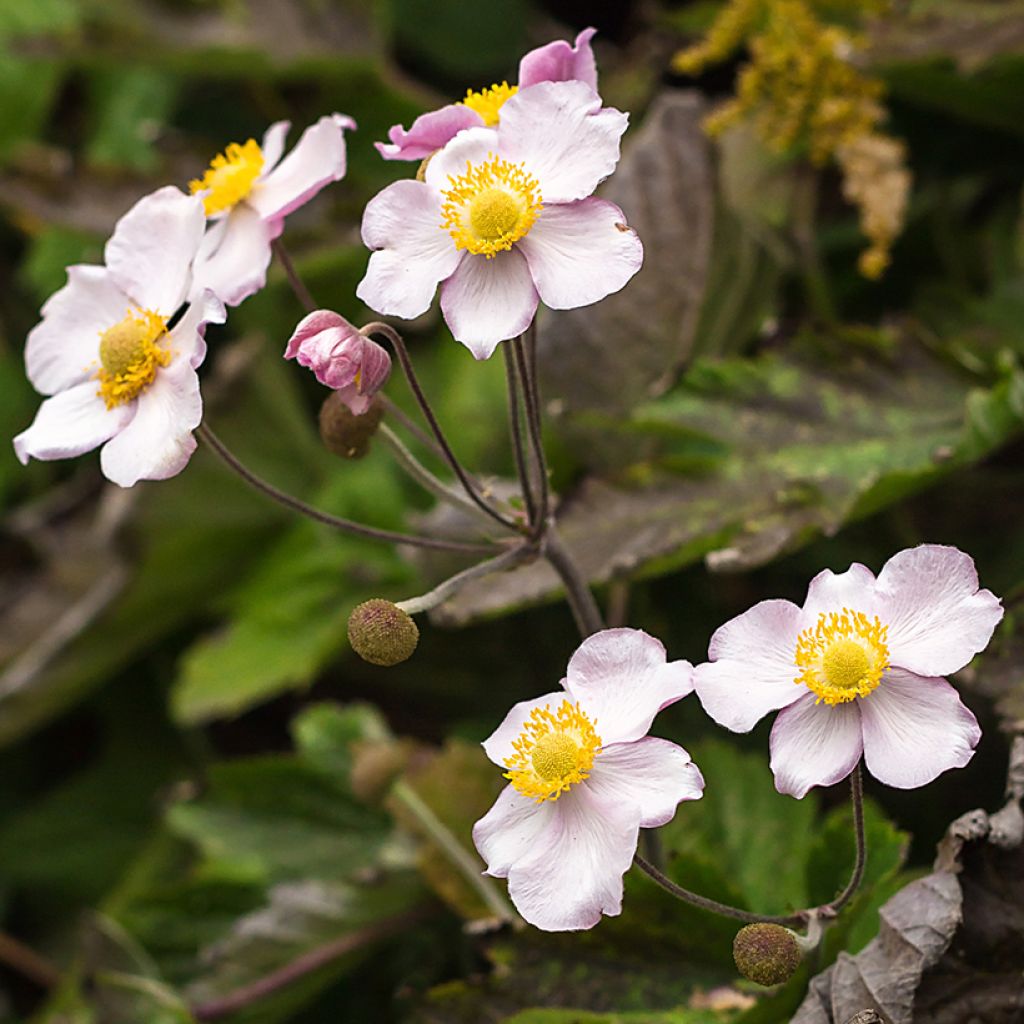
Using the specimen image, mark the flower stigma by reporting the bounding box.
[189,138,264,215]
[96,308,171,409]
[441,155,542,258]
[504,699,602,802]
[794,608,890,705]
[461,82,518,126]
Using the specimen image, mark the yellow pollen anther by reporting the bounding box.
[189,138,264,215]
[441,155,542,258]
[504,699,601,802]
[794,608,890,705]
[95,308,170,409]
[461,82,518,126]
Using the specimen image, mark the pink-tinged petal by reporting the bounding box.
[497,81,628,203]
[481,691,567,768]
[105,186,206,314]
[799,563,879,627]
[506,785,640,931]
[99,350,203,487]
[518,198,642,309]
[284,310,356,357]
[422,126,502,193]
[173,289,225,370]
[259,120,291,175]
[439,249,538,359]
[860,668,981,789]
[248,113,356,222]
[355,336,392,396]
[587,738,704,828]
[191,204,283,308]
[472,784,556,878]
[693,599,803,733]
[769,693,864,799]
[564,628,692,745]
[376,105,483,161]
[25,266,129,395]
[873,545,1003,677]
[518,26,598,91]
[293,329,361,389]
[356,180,462,320]
[13,383,131,466]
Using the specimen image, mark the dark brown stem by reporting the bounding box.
[512,334,549,539]
[191,909,429,1021]
[272,239,317,313]
[542,530,604,637]
[503,342,536,529]
[0,931,60,989]
[821,763,866,917]
[197,422,498,556]
[363,322,521,533]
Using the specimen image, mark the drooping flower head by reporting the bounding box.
[284,310,391,414]
[357,81,643,359]
[189,114,355,307]
[14,187,225,487]
[693,545,1003,798]
[473,628,702,931]
[376,27,598,161]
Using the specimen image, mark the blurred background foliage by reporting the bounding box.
[0,0,1023,1021]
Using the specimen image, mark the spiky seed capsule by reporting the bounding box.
[319,394,384,459]
[348,599,419,667]
[733,924,802,986]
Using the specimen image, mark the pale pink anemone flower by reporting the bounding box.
[357,80,643,359]
[693,545,1003,799]
[284,310,391,414]
[376,27,597,161]
[14,187,225,488]
[473,629,703,931]
[189,113,355,307]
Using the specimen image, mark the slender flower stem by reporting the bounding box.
[821,763,866,918]
[503,342,537,528]
[379,395,449,462]
[512,335,549,538]
[363,322,522,533]
[272,239,317,313]
[542,530,604,637]
[197,422,498,555]
[397,542,535,615]
[0,931,60,989]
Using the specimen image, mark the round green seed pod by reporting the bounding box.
[348,599,419,666]
[732,924,802,986]
[319,393,384,459]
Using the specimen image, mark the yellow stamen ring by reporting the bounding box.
[461,81,518,126]
[504,699,601,802]
[189,138,264,216]
[96,308,170,409]
[794,608,890,705]
[441,155,542,258]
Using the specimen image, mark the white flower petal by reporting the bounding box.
[799,563,880,627]
[481,691,567,768]
[104,186,206,313]
[13,382,131,465]
[472,784,555,878]
[25,265,128,395]
[518,198,642,309]
[259,119,291,175]
[99,354,202,487]
[248,113,355,222]
[439,248,538,359]
[506,785,640,931]
[497,80,627,203]
[422,126,501,192]
[356,180,462,320]
[564,628,692,745]
[586,738,704,828]
[693,599,803,733]
[860,667,981,789]
[769,693,864,799]
[191,204,282,308]
[873,544,1003,677]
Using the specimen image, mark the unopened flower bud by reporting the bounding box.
[348,599,419,666]
[319,392,384,459]
[732,924,802,986]
[284,309,391,413]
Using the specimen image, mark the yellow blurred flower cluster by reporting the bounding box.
[674,0,910,278]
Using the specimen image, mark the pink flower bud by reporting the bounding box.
[284,309,391,414]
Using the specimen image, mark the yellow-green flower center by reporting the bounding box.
[504,699,601,802]
[96,308,170,409]
[794,608,890,705]
[189,138,264,216]
[461,81,518,126]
